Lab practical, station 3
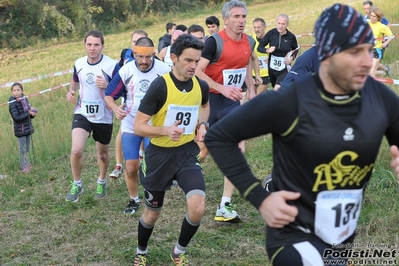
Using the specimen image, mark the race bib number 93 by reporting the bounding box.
[164,104,199,134]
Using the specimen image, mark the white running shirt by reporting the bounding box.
[163,46,173,69]
[73,54,118,124]
[118,59,170,133]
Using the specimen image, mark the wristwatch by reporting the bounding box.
[198,122,209,130]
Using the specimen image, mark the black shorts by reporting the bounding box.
[208,92,240,126]
[267,239,348,266]
[269,68,288,87]
[242,82,247,92]
[71,114,113,145]
[139,141,204,192]
[253,76,271,85]
[142,168,206,211]
[275,71,288,86]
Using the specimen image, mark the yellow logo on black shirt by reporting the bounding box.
[312,151,374,192]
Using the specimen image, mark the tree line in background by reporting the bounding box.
[0,0,226,49]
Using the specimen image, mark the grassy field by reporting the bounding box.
[1,0,399,265]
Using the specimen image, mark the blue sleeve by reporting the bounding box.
[283,46,319,85]
[101,63,121,84]
[381,17,389,26]
[105,71,125,100]
[111,64,121,78]
[72,66,79,82]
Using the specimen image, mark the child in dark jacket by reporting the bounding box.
[8,83,37,172]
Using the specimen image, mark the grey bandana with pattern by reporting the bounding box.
[315,3,374,61]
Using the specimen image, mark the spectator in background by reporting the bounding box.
[158,29,184,69]
[9,82,37,173]
[176,24,188,33]
[252,17,271,94]
[257,14,299,90]
[188,24,205,42]
[204,15,220,41]
[158,22,176,53]
[363,1,390,26]
[368,6,393,77]
[363,0,392,76]
[118,29,148,67]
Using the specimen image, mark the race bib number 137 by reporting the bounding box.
[314,188,363,244]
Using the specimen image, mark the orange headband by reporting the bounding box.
[134,46,155,54]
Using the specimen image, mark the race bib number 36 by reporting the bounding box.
[82,99,104,119]
[270,55,286,71]
[164,104,199,134]
[314,188,363,244]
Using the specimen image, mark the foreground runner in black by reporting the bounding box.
[205,4,399,266]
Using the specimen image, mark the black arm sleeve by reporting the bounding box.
[138,75,208,116]
[382,85,399,147]
[201,37,217,61]
[204,85,298,208]
[119,48,129,67]
[158,35,170,53]
[138,77,167,116]
[257,31,270,54]
[198,78,209,105]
